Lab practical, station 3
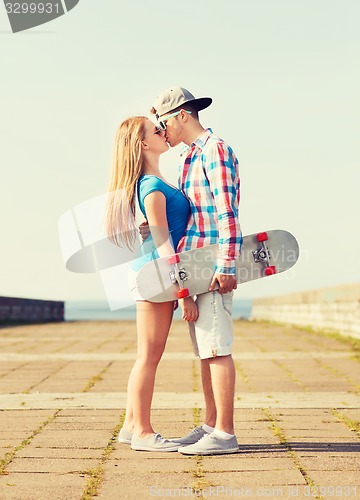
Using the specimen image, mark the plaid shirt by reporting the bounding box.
[177,128,242,274]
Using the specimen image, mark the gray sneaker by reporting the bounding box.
[178,432,239,455]
[131,433,180,452]
[169,425,208,445]
[118,427,133,445]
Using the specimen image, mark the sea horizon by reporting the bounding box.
[65,299,253,321]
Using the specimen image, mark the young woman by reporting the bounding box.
[104,116,198,452]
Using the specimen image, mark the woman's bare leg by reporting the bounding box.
[122,301,173,437]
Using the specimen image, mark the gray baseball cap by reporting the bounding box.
[153,86,212,119]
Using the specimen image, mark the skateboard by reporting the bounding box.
[135,230,299,302]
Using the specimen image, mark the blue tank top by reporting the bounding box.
[131,175,190,271]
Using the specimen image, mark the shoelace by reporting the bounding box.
[188,426,203,436]
[196,433,215,444]
[154,433,167,443]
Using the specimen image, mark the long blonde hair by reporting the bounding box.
[104,116,147,248]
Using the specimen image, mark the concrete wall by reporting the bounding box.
[251,283,360,339]
[0,296,64,324]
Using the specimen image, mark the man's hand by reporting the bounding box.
[139,221,150,242]
[209,273,237,294]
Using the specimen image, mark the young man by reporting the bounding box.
[151,87,242,455]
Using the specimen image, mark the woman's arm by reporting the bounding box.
[143,191,175,258]
[144,191,198,321]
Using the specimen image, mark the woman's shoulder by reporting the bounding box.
[138,175,174,194]
[139,174,163,186]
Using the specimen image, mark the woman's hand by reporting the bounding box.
[179,297,199,322]
[138,221,150,242]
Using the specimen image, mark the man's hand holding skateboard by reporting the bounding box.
[209,273,237,294]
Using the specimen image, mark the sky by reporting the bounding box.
[0,0,359,304]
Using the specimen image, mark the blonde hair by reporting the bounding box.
[104,116,147,249]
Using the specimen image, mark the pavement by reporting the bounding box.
[0,319,359,499]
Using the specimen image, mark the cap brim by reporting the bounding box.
[157,97,213,118]
[191,97,212,112]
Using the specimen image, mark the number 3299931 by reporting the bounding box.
[5,3,61,14]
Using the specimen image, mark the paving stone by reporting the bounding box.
[306,470,359,485]
[106,457,194,473]
[0,473,87,500]
[277,418,340,429]
[296,451,360,459]
[97,470,196,499]
[337,409,360,421]
[55,415,119,423]
[237,421,288,431]
[15,447,103,459]
[29,429,112,449]
[284,429,355,439]
[6,457,99,473]
[286,437,359,445]
[321,358,360,384]
[237,444,285,454]
[292,442,360,453]
[0,439,26,448]
[204,469,307,486]
[200,456,296,472]
[238,440,285,450]
[40,421,115,431]
[60,409,120,417]
[299,456,360,471]
[0,432,35,440]
[0,410,57,417]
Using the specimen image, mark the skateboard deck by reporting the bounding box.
[135,230,299,302]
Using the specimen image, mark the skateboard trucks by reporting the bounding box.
[168,254,190,299]
[253,232,277,276]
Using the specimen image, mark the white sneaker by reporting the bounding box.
[169,426,208,445]
[178,432,239,455]
[118,427,132,445]
[131,433,180,452]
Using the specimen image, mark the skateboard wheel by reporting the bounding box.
[264,266,277,276]
[168,254,180,265]
[257,232,268,242]
[177,288,190,299]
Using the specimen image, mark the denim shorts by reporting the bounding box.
[188,291,234,359]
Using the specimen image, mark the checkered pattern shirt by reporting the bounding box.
[177,128,242,274]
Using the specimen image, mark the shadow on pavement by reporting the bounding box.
[239,442,360,453]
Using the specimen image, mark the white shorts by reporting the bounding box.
[127,268,146,302]
[188,291,234,359]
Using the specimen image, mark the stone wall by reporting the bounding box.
[251,283,360,338]
[0,297,64,324]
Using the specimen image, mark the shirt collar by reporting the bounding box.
[180,128,213,157]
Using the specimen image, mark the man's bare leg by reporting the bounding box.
[200,358,216,427]
[208,354,236,434]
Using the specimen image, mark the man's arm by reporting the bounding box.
[205,142,242,293]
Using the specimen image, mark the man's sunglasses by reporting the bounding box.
[158,110,192,131]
